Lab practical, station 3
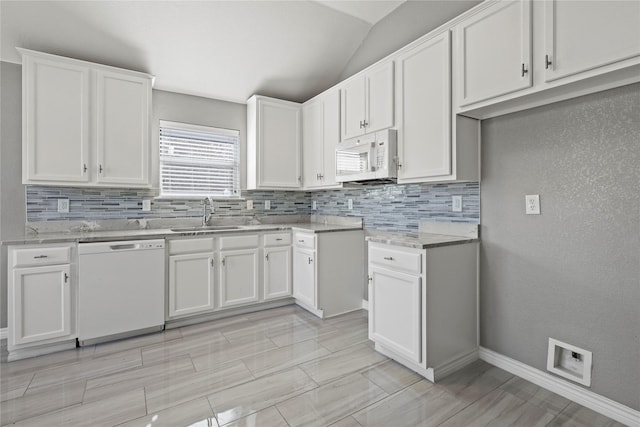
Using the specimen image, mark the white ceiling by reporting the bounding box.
[1,1,436,104]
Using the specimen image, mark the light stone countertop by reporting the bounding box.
[1,215,364,245]
[365,230,477,249]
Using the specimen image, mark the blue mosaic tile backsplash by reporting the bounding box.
[27,181,479,232]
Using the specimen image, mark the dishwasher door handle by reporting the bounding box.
[109,243,139,251]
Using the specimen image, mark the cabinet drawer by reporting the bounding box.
[369,244,422,274]
[12,246,71,267]
[263,232,291,247]
[293,232,315,249]
[169,238,215,255]
[220,234,259,250]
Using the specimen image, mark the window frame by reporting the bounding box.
[158,120,241,199]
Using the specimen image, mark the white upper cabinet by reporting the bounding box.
[302,89,342,190]
[95,70,151,186]
[341,61,394,140]
[247,95,301,190]
[543,0,640,82]
[19,49,153,188]
[455,0,532,108]
[396,31,452,182]
[22,53,90,184]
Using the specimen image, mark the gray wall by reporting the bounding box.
[339,0,480,80]
[480,83,640,410]
[1,62,26,330]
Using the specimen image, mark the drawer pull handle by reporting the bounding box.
[298,240,305,243]
[64,273,69,283]
[383,256,394,261]
[33,255,48,259]
[308,257,313,264]
[222,257,226,266]
[276,238,283,241]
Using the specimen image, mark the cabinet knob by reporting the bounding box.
[363,120,368,128]
[545,54,552,69]
[308,257,313,264]
[83,164,87,173]
[521,63,528,77]
[222,257,226,266]
[265,253,269,261]
[64,273,69,283]
[99,164,103,174]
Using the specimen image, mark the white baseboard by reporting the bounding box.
[0,328,6,340]
[361,299,369,311]
[479,347,640,427]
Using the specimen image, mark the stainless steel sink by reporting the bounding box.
[170,225,242,233]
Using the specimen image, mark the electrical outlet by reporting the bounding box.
[142,199,151,211]
[526,195,540,215]
[312,200,317,210]
[452,196,462,212]
[57,199,69,213]
[246,200,254,210]
[347,199,353,210]
[264,200,271,210]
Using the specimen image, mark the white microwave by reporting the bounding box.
[335,129,397,183]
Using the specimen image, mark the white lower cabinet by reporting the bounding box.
[368,241,478,382]
[292,230,364,318]
[7,243,76,360]
[369,265,422,363]
[264,232,292,300]
[168,238,215,318]
[219,248,259,307]
[293,246,316,308]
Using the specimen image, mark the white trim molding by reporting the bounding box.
[0,328,7,340]
[479,347,640,427]
[361,299,369,311]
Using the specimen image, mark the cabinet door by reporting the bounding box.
[10,265,71,346]
[22,55,90,184]
[264,246,292,300]
[366,61,395,134]
[341,75,366,140]
[293,247,316,308]
[95,70,151,186]
[302,99,324,189]
[456,0,532,107]
[220,248,259,307]
[544,0,640,82]
[168,253,215,317]
[321,89,341,187]
[369,265,421,363]
[258,99,301,188]
[397,32,452,182]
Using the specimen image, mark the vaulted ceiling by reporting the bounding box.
[1,1,474,104]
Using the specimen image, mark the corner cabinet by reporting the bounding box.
[302,89,342,190]
[340,61,394,140]
[7,243,77,361]
[368,241,478,382]
[247,95,301,190]
[19,48,153,188]
[292,230,364,318]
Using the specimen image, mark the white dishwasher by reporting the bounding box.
[78,239,165,346]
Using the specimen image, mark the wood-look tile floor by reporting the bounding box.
[0,306,627,426]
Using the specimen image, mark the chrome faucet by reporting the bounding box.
[202,196,214,226]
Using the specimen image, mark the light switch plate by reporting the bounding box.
[452,196,462,212]
[57,199,69,213]
[264,200,271,210]
[246,200,254,210]
[142,200,151,211]
[526,195,540,215]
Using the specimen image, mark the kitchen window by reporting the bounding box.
[159,120,240,198]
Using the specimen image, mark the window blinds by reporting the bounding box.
[159,121,240,198]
